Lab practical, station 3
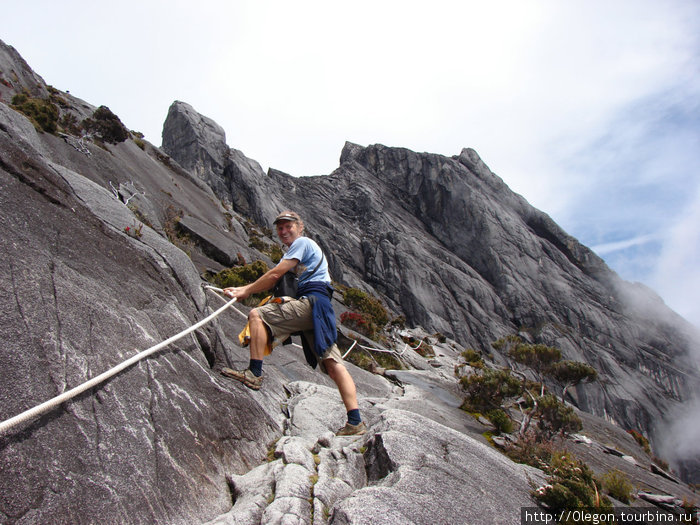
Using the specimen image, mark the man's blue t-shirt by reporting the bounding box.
[283,237,330,285]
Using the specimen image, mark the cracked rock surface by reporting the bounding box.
[204,380,543,525]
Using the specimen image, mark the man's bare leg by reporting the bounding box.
[324,358,359,411]
[220,308,267,389]
[325,358,365,435]
[248,308,268,360]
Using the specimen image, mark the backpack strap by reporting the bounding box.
[298,252,325,284]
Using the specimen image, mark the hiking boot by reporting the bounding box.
[336,421,366,436]
[221,368,263,390]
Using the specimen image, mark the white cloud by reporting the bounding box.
[592,233,662,256]
[651,185,700,329]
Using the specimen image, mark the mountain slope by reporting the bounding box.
[163,101,700,441]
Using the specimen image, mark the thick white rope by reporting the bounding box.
[0,295,238,435]
[341,340,358,359]
[343,338,423,358]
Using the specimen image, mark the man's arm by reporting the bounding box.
[224,258,298,300]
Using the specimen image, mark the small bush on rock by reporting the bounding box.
[208,261,269,306]
[343,341,402,372]
[459,368,522,412]
[343,287,389,328]
[390,315,406,328]
[533,451,611,520]
[601,469,633,504]
[11,92,59,133]
[534,394,582,440]
[486,409,513,435]
[626,429,651,455]
[461,348,484,367]
[82,105,129,144]
[210,261,269,289]
[340,311,379,340]
[503,433,557,469]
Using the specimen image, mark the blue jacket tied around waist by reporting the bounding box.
[298,281,337,369]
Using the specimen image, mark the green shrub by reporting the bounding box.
[210,260,269,289]
[534,394,582,439]
[533,451,611,521]
[415,337,435,357]
[508,342,561,378]
[601,469,633,503]
[503,433,556,469]
[340,311,379,339]
[486,409,513,435]
[82,105,129,143]
[549,360,598,401]
[461,348,483,366]
[343,343,402,372]
[268,243,283,263]
[11,92,59,133]
[247,233,283,262]
[626,429,651,455]
[390,315,406,329]
[248,234,266,251]
[491,334,523,352]
[343,287,389,327]
[459,368,523,412]
[59,112,81,135]
[207,260,269,306]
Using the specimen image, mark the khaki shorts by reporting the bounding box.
[256,297,345,375]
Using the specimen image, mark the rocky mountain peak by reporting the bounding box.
[162,100,230,196]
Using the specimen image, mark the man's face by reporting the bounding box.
[276,220,302,247]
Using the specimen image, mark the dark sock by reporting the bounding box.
[249,359,263,377]
[347,408,362,426]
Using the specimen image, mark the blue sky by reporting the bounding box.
[2,0,699,329]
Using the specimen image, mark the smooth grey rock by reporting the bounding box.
[315,445,366,510]
[261,496,311,525]
[272,462,313,500]
[162,100,230,198]
[205,461,283,525]
[284,382,348,437]
[178,214,253,268]
[275,436,317,472]
[332,409,543,525]
[0,48,283,523]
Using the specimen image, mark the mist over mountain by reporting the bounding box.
[1,39,698,523]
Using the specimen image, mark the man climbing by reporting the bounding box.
[221,211,366,436]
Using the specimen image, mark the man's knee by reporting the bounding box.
[249,308,270,338]
[324,358,338,379]
[249,308,262,323]
[324,358,347,381]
